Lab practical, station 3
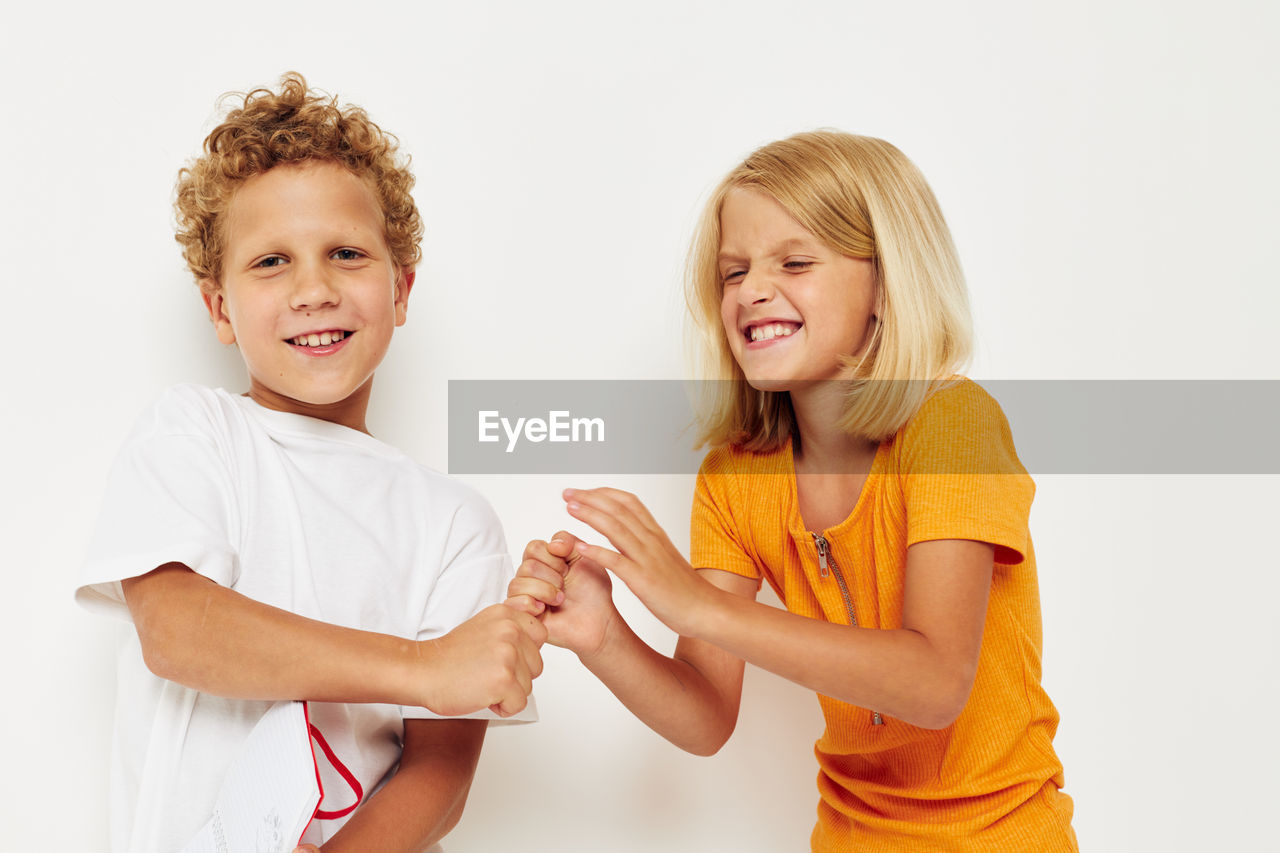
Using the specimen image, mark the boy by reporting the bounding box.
[75,73,545,852]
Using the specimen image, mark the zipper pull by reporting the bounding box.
[812,534,830,578]
[872,712,884,726]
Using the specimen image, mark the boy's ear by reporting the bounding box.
[200,283,238,346]
[394,269,416,327]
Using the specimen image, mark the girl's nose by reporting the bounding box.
[738,269,775,304]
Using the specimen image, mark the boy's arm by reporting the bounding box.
[123,562,544,717]
[301,717,487,853]
[508,537,753,756]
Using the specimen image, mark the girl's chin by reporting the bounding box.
[743,376,794,393]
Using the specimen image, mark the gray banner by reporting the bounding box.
[447,380,1280,475]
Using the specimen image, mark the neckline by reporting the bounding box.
[784,435,886,540]
[223,389,403,459]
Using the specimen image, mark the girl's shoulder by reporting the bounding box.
[694,442,795,520]
[888,378,1025,476]
[901,377,1010,439]
[698,439,792,478]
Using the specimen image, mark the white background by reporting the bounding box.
[3,1,1277,850]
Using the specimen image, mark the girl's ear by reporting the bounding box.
[201,283,237,346]
[394,268,415,327]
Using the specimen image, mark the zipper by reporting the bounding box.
[812,533,884,726]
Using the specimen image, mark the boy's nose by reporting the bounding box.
[289,263,340,310]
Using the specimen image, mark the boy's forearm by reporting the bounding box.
[123,563,426,707]
[318,719,486,853]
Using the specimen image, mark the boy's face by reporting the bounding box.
[202,161,413,432]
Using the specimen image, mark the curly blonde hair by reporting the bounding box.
[174,72,422,293]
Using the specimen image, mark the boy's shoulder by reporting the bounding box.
[136,382,236,428]
[135,383,500,525]
[114,384,247,460]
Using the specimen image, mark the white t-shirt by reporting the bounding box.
[77,384,530,853]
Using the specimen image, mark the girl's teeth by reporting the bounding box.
[750,323,796,342]
[319,332,332,345]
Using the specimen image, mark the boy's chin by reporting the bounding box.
[247,381,372,413]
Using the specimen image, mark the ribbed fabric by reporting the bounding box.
[691,380,1076,852]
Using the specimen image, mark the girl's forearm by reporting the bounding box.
[692,588,973,730]
[577,609,744,756]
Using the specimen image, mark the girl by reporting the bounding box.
[509,131,1076,851]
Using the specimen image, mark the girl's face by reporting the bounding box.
[718,187,877,392]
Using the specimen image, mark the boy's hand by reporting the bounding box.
[417,603,545,718]
[508,534,617,661]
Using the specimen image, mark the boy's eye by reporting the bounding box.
[332,248,364,262]
[255,255,287,269]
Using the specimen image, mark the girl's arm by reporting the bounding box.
[304,718,487,853]
[509,537,755,756]
[123,562,544,717]
[564,488,992,730]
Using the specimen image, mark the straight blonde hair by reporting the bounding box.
[686,131,972,450]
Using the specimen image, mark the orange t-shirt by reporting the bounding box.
[691,380,1076,852]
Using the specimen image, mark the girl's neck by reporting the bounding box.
[790,383,878,475]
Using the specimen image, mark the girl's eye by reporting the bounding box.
[722,270,746,285]
[332,248,364,261]
[784,260,814,271]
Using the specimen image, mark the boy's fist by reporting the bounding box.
[417,603,546,718]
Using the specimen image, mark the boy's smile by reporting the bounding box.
[202,162,413,433]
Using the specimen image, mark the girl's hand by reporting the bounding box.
[293,845,321,852]
[563,488,716,638]
[508,534,618,661]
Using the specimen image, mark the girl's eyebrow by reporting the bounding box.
[773,237,817,254]
[718,237,817,263]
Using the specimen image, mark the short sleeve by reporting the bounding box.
[413,493,510,644]
[690,448,760,582]
[404,489,536,723]
[75,403,239,620]
[898,382,1035,566]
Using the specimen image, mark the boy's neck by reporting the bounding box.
[245,377,374,435]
